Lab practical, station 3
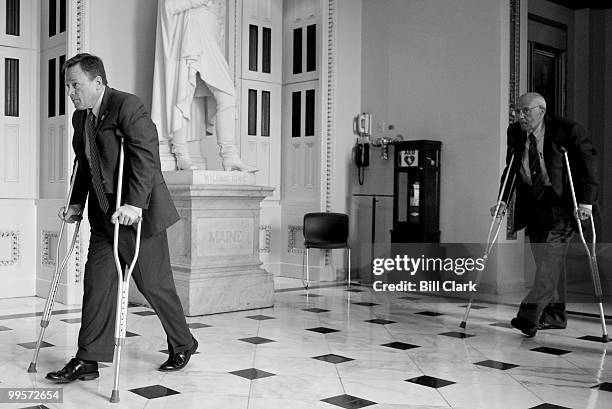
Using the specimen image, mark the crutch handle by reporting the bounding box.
[560,148,580,214]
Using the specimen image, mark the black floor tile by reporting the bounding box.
[490,321,514,328]
[188,322,211,329]
[352,302,380,307]
[125,331,140,338]
[18,406,51,409]
[229,368,275,380]
[474,359,519,370]
[406,375,456,388]
[306,326,340,334]
[321,393,376,409]
[245,315,275,320]
[313,354,354,364]
[415,311,444,317]
[129,384,180,399]
[578,335,612,343]
[530,346,571,356]
[159,349,200,355]
[0,325,12,331]
[301,293,323,297]
[591,382,612,392]
[18,341,54,349]
[303,308,330,313]
[132,310,156,316]
[528,404,572,409]
[381,341,420,350]
[439,331,475,339]
[60,318,81,324]
[345,288,364,293]
[365,319,396,325]
[459,304,487,309]
[238,336,276,345]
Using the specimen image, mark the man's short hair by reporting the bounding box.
[63,53,108,85]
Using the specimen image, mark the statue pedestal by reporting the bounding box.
[130,170,274,316]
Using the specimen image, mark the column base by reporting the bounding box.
[131,170,275,316]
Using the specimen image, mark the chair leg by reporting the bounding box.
[305,248,310,289]
[347,248,351,287]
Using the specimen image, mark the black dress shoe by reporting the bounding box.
[511,317,537,337]
[538,322,567,330]
[45,358,99,384]
[158,338,198,372]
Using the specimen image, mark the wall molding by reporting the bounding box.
[0,231,20,266]
[259,224,271,253]
[322,0,336,267]
[323,0,335,214]
[41,230,58,267]
[72,0,88,53]
[506,0,520,241]
[287,224,305,254]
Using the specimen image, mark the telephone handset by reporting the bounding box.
[356,113,372,136]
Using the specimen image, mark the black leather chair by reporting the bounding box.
[303,212,351,288]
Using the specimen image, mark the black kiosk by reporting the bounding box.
[391,140,441,243]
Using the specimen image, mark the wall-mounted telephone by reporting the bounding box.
[354,113,372,185]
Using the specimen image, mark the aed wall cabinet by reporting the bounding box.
[391,140,441,243]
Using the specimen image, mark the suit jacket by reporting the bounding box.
[69,87,180,237]
[500,115,598,233]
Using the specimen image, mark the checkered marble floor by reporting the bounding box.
[0,279,611,409]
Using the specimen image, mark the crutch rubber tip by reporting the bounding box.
[459,321,466,329]
[110,390,120,403]
[27,363,37,373]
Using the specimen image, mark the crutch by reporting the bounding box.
[561,147,609,342]
[460,154,517,329]
[110,136,142,403]
[28,162,82,373]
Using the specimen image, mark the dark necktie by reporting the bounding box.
[528,133,545,200]
[85,109,109,213]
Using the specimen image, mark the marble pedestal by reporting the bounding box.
[130,170,274,316]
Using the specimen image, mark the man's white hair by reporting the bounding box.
[519,92,547,109]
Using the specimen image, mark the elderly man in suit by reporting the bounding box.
[45,53,197,383]
[494,92,598,337]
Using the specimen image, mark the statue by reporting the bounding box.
[152,0,257,172]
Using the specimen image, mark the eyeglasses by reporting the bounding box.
[512,106,542,117]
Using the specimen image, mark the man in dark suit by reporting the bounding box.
[494,92,598,337]
[46,53,197,383]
